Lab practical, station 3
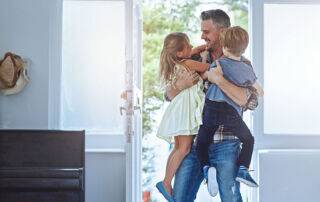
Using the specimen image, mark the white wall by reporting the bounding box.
[0,1,125,201]
[86,152,125,202]
[0,0,52,128]
[258,150,320,202]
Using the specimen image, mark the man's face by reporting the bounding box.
[201,19,222,50]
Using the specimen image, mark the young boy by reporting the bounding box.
[196,26,263,196]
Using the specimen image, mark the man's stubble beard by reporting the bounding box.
[207,43,221,53]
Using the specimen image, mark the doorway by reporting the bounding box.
[142,0,253,201]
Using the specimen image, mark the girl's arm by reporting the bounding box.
[199,71,208,80]
[182,59,210,73]
[191,44,207,56]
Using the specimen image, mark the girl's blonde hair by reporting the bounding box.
[159,32,189,84]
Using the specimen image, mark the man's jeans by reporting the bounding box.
[173,139,243,202]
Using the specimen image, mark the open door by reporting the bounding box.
[123,0,142,201]
[250,0,320,201]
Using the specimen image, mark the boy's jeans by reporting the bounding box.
[197,100,254,168]
[173,139,243,202]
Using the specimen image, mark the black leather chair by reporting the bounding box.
[0,130,85,202]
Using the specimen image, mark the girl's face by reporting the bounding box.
[177,39,193,59]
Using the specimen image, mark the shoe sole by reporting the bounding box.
[236,177,259,187]
[207,167,219,197]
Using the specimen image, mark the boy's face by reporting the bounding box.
[201,20,222,51]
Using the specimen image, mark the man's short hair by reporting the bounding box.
[200,9,231,28]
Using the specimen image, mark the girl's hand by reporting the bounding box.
[191,44,207,56]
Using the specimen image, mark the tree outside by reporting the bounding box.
[142,0,249,201]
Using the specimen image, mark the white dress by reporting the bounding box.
[156,63,205,143]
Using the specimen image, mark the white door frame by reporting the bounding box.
[124,0,142,201]
[250,0,320,201]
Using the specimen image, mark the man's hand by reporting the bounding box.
[244,87,259,111]
[166,70,200,101]
[175,70,199,90]
[207,60,223,85]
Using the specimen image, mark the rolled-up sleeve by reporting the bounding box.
[223,64,257,87]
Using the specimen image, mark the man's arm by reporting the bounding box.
[207,60,248,106]
[165,70,200,101]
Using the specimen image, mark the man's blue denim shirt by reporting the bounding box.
[206,56,257,116]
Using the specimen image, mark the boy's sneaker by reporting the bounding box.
[203,166,218,197]
[236,166,259,187]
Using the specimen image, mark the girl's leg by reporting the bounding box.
[161,136,180,195]
[164,137,179,181]
[163,135,194,194]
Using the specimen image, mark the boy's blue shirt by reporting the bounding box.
[206,56,257,116]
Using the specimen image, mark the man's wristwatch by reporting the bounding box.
[244,87,259,111]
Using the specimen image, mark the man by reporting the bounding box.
[166,9,258,202]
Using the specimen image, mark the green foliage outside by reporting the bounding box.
[142,0,202,136]
[142,0,202,192]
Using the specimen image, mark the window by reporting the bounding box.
[61,1,126,134]
[263,4,320,135]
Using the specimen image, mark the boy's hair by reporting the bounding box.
[200,9,231,28]
[220,26,249,57]
[159,32,189,83]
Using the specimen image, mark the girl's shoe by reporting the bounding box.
[156,181,175,202]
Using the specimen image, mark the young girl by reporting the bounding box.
[156,32,210,201]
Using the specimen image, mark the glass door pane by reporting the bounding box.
[263,4,320,135]
[61,1,126,133]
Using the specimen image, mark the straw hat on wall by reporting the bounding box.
[0,52,30,95]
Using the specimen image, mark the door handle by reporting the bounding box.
[120,106,126,116]
[134,106,141,113]
[120,106,140,115]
